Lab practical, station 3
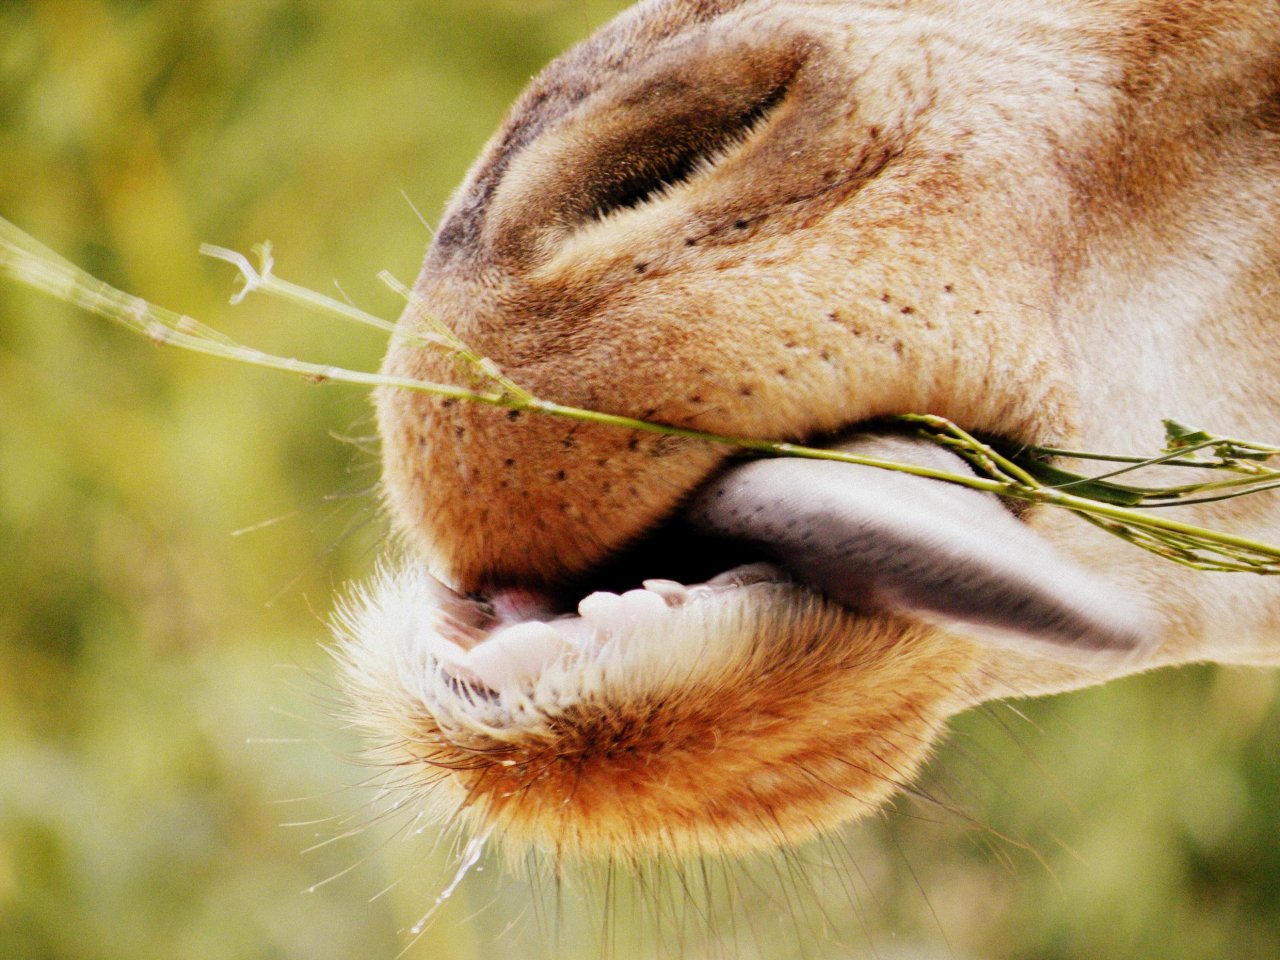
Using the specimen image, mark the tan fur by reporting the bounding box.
[351,0,1280,858]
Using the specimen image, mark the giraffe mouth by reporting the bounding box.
[355,431,1151,709]
[335,431,1155,856]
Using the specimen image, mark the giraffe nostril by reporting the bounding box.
[583,75,793,222]
[447,31,813,265]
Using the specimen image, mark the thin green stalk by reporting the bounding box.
[200,242,403,337]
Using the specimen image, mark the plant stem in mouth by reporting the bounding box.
[2,217,1277,574]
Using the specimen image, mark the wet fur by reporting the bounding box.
[351,0,1280,859]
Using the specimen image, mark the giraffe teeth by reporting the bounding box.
[447,620,572,690]
[641,579,689,605]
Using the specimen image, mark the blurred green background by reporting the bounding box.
[2,2,1277,958]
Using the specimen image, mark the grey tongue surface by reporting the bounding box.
[686,434,1151,659]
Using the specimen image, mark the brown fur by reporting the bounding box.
[351,0,1280,858]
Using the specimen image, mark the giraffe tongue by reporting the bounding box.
[685,434,1152,661]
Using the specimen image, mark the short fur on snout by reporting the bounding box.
[347,0,1280,858]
